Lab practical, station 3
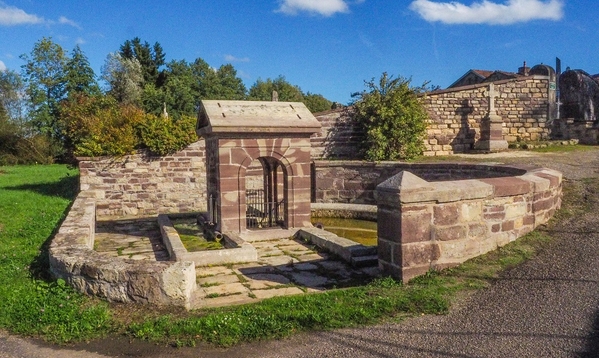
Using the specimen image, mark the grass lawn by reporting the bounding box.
[0,165,111,343]
[0,163,587,347]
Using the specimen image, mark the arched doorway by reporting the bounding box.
[197,100,321,237]
[246,157,288,229]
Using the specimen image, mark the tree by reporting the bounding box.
[64,45,100,96]
[0,69,26,124]
[204,64,246,100]
[20,37,68,149]
[351,72,428,161]
[119,37,166,87]
[101,53,143,105]
[303,92,333,113]
[248,76,304,102]
[160,60,200,117]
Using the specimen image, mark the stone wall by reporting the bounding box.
[312,160,527,205]
[311,76,555,158]
[311,107,363,159]
[78,141,207,218]
[552,118,599,144]
[375,167,562,282]
[48,192,196,308]
[422,76,553,155]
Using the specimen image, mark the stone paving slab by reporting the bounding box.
[92,221,380,309]
[290,271,330,287]
[252,287,305,300]
[192,293,258,308]
[203,282,249,297]
[197,266,236,277]
[198,274,241,286]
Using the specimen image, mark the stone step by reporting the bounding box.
[351,254,378,268]
[348,245,377,258]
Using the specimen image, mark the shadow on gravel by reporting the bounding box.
[579,309,599,357]
[317,328,591,358]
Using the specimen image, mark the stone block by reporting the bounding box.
[434,225,467,241]
[433,203,460,225]
[481,177,531,197]
[400,212,432,243]
[400,242,440,267]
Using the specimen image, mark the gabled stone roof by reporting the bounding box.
[196,100,321,135]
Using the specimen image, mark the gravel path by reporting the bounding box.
[2,148,599,358]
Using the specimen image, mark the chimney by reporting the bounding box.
[518,61,530,76]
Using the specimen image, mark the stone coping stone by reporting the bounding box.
[314,160,527,181]
[297,227,376,265]
[311,203,377,221]
[376,165,562,205]
[158,213,258,267]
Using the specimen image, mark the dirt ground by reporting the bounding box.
[2,147,599,358]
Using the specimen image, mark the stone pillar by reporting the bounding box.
[375,171,438,282]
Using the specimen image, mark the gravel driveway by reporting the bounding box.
[2,148,599,358]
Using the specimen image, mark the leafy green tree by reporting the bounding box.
[64,45,100,96]
[101,53,143,105]
[119,37,166,87]
[204,64,246,100]
[161,60,200,117]
[248,76,304,102]
[20,37,68,150]
[303,92,333,113]
[0,69,26,124]
[351,72,428,161]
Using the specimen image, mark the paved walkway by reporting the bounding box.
[94,221,379,308]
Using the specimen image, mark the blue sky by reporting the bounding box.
[0,0,596,103]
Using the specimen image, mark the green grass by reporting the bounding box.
[127,277,450,347]
[529,144,597,153]
[0,165,111,343]
[171,218,225,251]
[0,164,593,348]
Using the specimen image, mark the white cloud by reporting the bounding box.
[276,0,352,16]
[409,0,564,25]
[0,4,44,26]
[0,60,6,71]
[76,37,86,45]
[224,54,250,63]
[58,16,81,29]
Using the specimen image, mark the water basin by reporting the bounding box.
[312,217,377,246]
[170,217,225,252]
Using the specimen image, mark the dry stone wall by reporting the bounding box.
[78,141,207,218]
[311,76,554,158]
[423,76,552,155]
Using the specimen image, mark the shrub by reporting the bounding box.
[61,95,144,157]
[138,114,197,156]
[352,72,428,161]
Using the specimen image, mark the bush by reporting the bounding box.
[60,94,198,157]
[352,72,428,161]
[138,114,197,156]
[60,95,145,157]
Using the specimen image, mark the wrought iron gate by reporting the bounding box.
[246,189,285,229]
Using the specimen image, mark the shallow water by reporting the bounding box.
[312,217,377,246]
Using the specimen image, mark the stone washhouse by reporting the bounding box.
[196,100,321,240]
[48,98,563,308]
